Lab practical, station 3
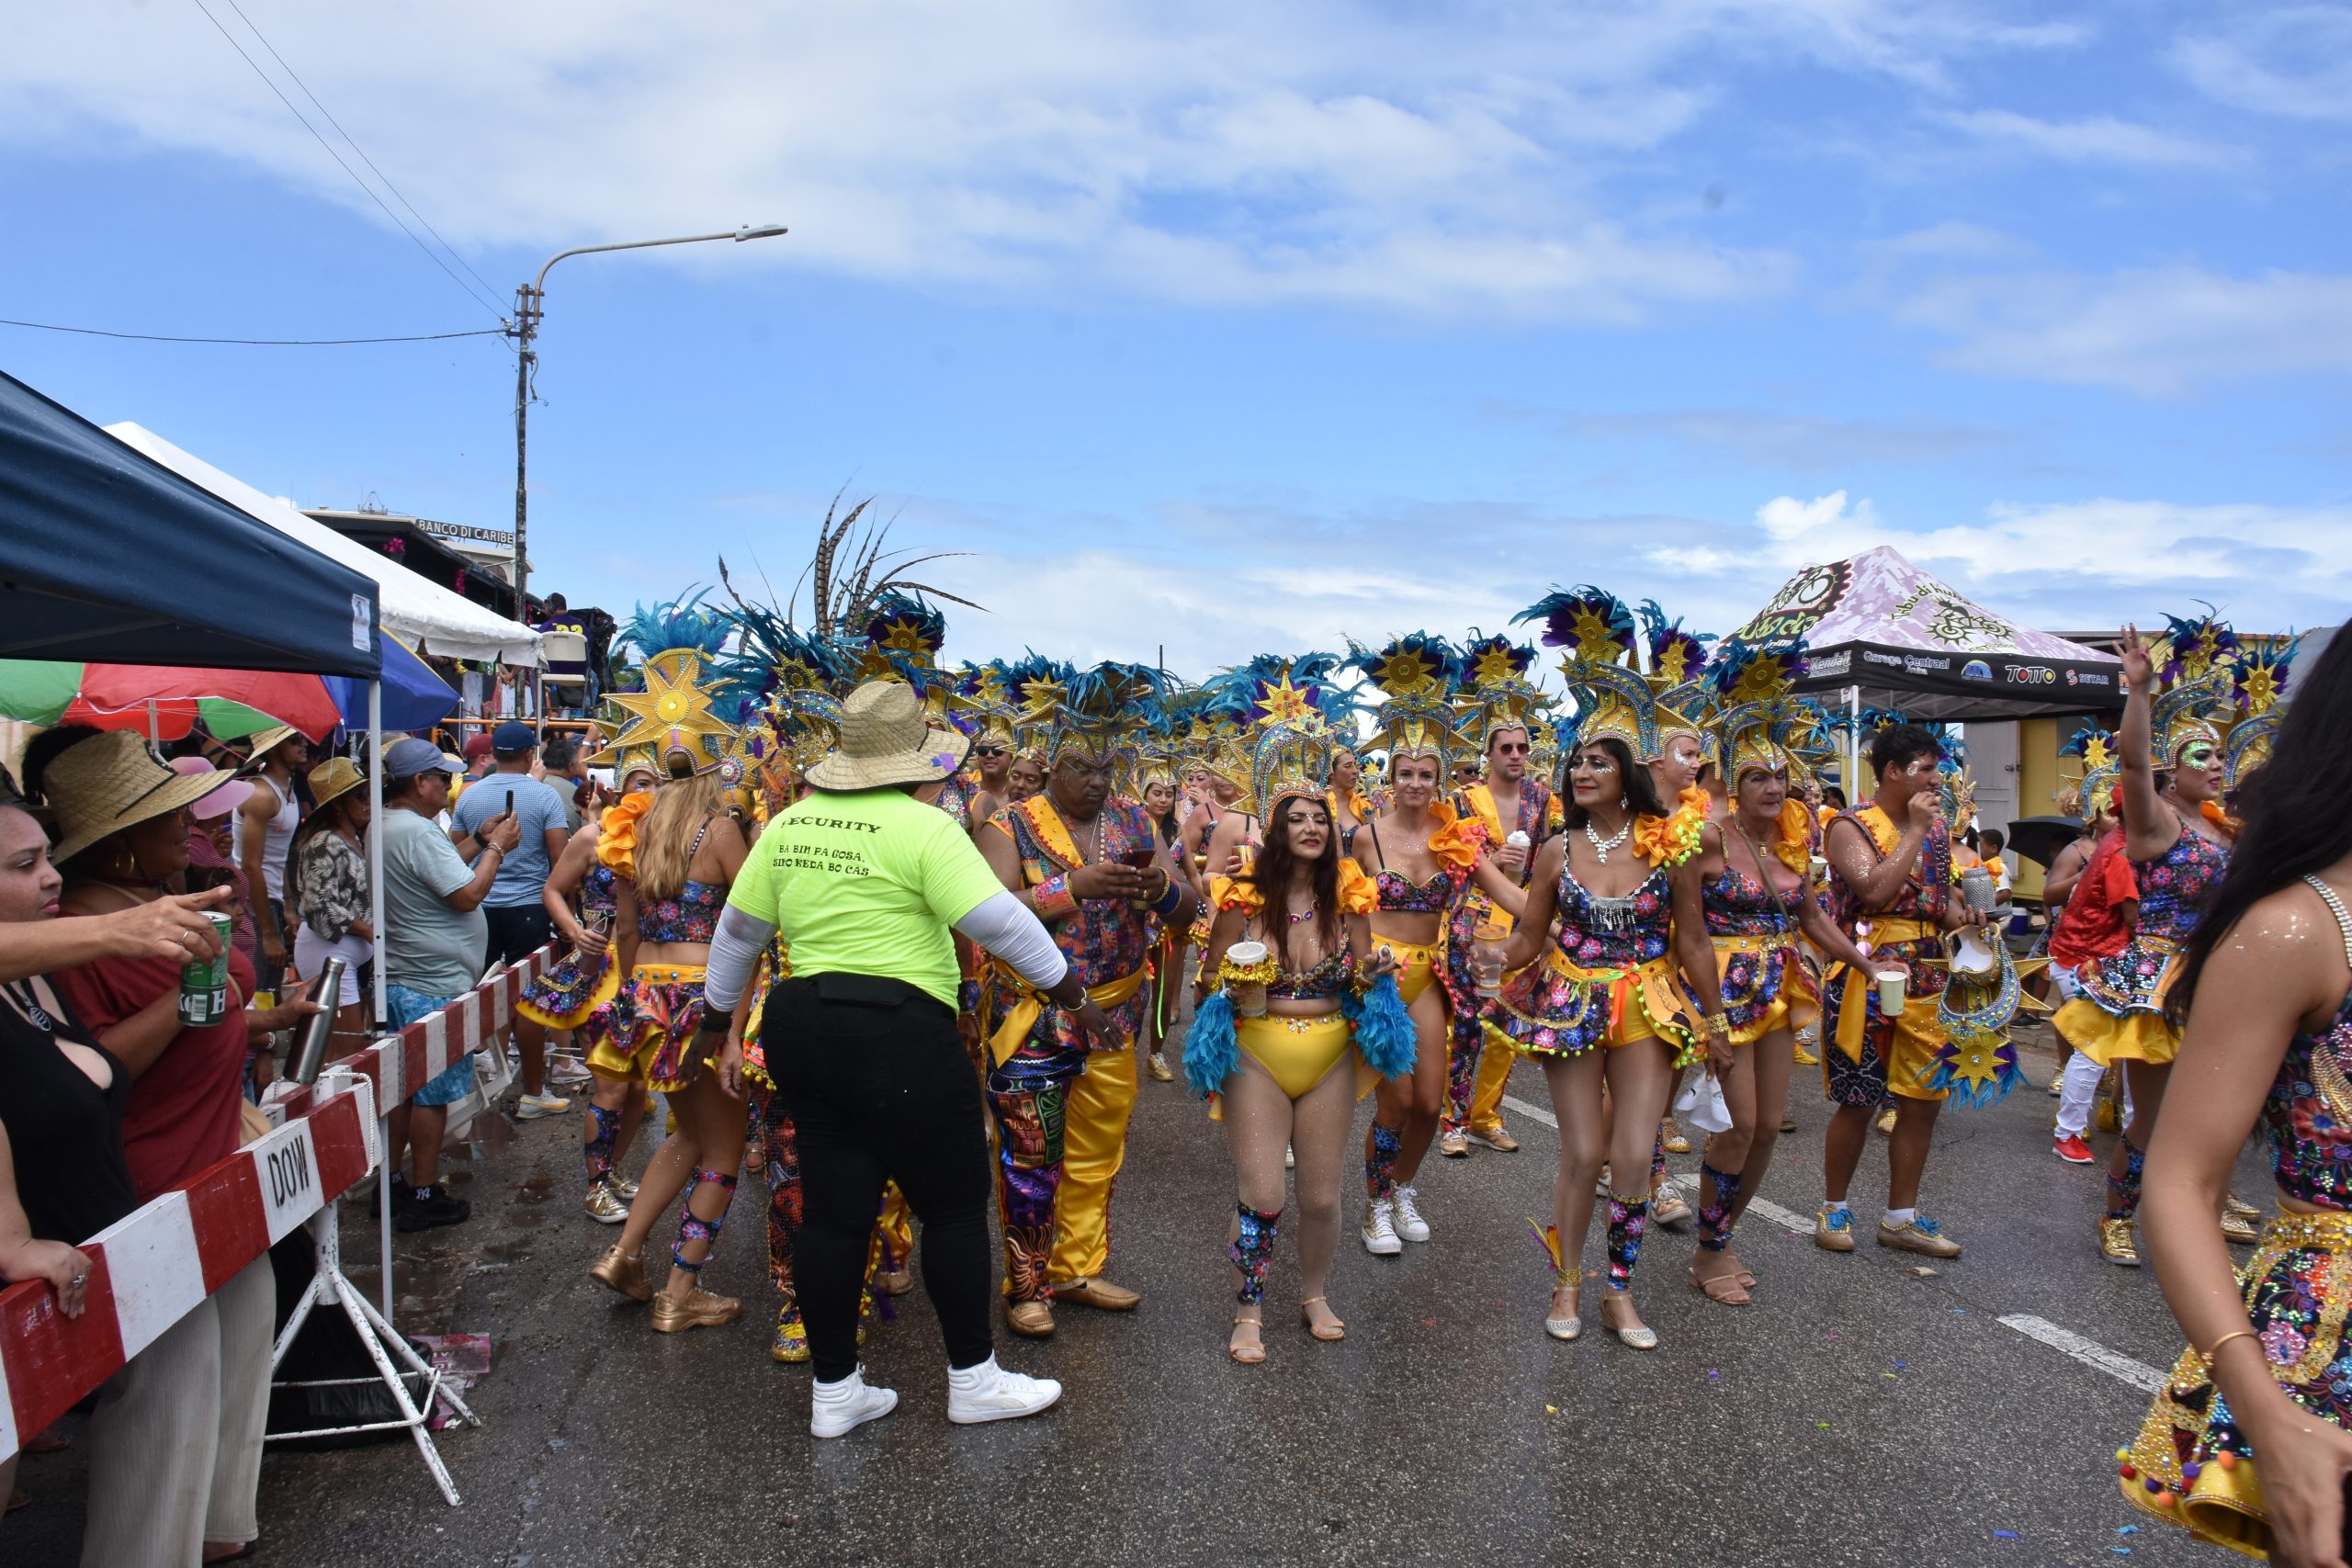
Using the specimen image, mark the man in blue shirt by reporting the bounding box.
[449,720,572,1120]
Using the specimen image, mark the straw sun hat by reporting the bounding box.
[46,730,242,864]
[805,680,969,791]
[307,756,367,813]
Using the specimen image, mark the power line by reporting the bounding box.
[185,0,510,325]
[0,317,508,346]
[217,0,506,311]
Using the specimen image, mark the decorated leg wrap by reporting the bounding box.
[1697,1163,1745,1253]
[1003,1224,1056,1303]
[1604,1188,1652,1291]
[1364,1122,1402,1201]
[670,1168,739,1275]
[2106,1141,2146,1222]
[764,1113,802,1297]
[1230,1204,1283,1305]
[583,1103,619,1186]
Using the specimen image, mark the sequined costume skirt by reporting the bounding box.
[587,964,710,1092]
[1489,949,1700,1065]
[2057,937,2185,1067]
[515,945,621,1032]
[1712,934,1818,1045]
[2119,1206,2352,1558]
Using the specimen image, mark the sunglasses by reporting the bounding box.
[972,745,1009,758]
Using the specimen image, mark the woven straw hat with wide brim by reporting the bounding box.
[805,680,970,791]
[308,756,366,812]
[47,730,244,863]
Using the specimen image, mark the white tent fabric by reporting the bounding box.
[104,423,542,667]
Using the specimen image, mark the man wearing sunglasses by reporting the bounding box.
[1440,719,1555,1159]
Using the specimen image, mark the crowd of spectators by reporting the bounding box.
[0,714,594,1558]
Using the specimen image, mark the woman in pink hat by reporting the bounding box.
[172,756,257,971]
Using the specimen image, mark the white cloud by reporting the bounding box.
[1895,265,2352,396]
[1935,108,2239,169]
[0,1,2103,323]
[2174,7,2352,122]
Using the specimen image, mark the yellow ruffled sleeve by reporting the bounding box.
[597,792,655,876]
[1336,858,1379,916]
[1425,803,1481,880]
[1210,874,1264,916]
[1633,807,1703,868]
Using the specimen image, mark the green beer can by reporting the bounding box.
[178,911,233,1027]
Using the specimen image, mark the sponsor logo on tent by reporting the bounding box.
[1962,660,1993,681]
[1738,559,1852,644]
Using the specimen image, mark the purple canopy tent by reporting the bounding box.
[1730,545,2122,785]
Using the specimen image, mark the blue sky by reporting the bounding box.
[4,1,2346,676]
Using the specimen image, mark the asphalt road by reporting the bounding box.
[11,1021,2256,1567]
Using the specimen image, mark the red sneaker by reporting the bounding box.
[2052,1133,2095,1165]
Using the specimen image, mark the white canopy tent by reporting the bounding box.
[104,422,543,668]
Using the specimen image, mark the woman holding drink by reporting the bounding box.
[1483,589,1733,1350]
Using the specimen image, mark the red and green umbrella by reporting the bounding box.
[0,660,342,741]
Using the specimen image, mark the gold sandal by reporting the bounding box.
[1229,1312,1266,1364]
[1300,1296,1346,1342]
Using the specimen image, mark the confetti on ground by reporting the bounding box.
[1544,1404,1559,1416]
[1994,1530,2019,1540]
[1707,1370,1721,1380]
[2117,1526,2138,1535]
[1893,1360,1906,1369]
[2111,1550,2132,1558]
[1910,1266,1939,1277]
[1882,1372,1899,1380]
[1816,1422,1830,1429]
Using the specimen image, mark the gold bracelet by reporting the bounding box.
[2202,1328,2258,1362]
[1702,1010,1732,1034]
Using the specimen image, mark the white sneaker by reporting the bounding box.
[809,1366,899,1438]
[515,1091,571,1121]
[1392,1185,1431,1243]
[945,1356,1062,1426]
[1362,1198,1404,1256]
[549,1054,594,1086]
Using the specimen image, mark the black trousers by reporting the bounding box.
[767,976,994,1382]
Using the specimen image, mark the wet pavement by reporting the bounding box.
[10,1022,2253,1567]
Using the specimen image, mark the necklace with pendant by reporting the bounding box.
[1585,816,1633,864]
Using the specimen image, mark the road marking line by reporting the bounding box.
[1500,1093,1555,1128]
[1996,1314,2165,1393]
[1499,1090,2168,1394]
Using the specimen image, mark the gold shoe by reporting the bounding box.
[1874,1107,1897,1136]
[1300,1296,1346,1343]
[582,1182,628,1224]
[875,1268,915,1297]
[1652,1187,1694,1228]
[1005,1299,1056,1337]
[1792,1043,1821,1066]
[1468,1123,1521,1154]
[591,1244,652,1302]
[1051,1276,1141,1312]
[772,1308,810,1364]
[650,1286,741,1334]
[1877,1216,1962,1258]
[2098,1216,2142,1266]
[1148,1052,1175,1083]
[1437,1130,1470,1158]
[2224,1192,2261,1221]
[2220,1211,2259,1247]
[1661,1118,1691,1156]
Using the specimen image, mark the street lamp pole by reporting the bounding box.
[509,222,788,614]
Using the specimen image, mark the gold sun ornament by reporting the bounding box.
[1253,672,1318,726]
[606,654,733,761]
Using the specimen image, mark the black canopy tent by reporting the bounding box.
[0,369,379,674]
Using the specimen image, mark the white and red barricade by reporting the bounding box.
[0,946,550,1462]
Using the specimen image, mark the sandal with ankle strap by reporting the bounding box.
[1229,1313,1266,1364]
[1299,1297,1346,1342]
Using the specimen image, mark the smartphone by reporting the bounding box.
[504,788,515,817]
[1121,847,1158,868]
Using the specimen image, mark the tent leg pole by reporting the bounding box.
[368,677,393,1325]
[1847,685,1860,796]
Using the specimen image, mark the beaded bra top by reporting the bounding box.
[1550,861,1671,970]
[2260,874,2352,1212]
[1702,861,1795,940]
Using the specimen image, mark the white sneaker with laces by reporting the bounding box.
[1392,1186,1431,1243]
[515,1091,571,1122]
[1362,1198,1404,1256]
[945,1356,1062,1426]
[810,1366,899,1438]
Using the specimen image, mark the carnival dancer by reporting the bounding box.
[2056,618,2280,1265]
[1197,656,1349,882]
[1347,637,1481,1253]
[977,663,1201,1336]
[1329,746,1370,853]
[1436,633,1557,1159]
[1813,720,1980,1260]
[947,661,1023,831]
[1186,716,1413,1361]
[1136,719,1191,1084]
[1635,602,1716,1218]
[523,750,661,1222]
[587,599,756,1332]
[2045,735,2134,1167]
[1487,587,1732,1349]
[2118,621,2349,1562]
[1687,640,1884,1303]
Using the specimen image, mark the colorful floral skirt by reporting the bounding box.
[586,964,710,1093]
[1712,934,1819,1045]
[515,946,621,1032]
[2119,1206,2352,1558]
[1490,949,1700,1066]
[2057,937,2185,1066]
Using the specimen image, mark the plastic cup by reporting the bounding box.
[1473,921,1509,998]
[1227,941,1270,1018]
[1875,970,1907,1015]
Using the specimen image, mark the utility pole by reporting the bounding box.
[507,222,789,616]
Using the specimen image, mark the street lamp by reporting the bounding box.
[508,222,788,612]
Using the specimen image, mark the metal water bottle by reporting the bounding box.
[292,956,347,1085]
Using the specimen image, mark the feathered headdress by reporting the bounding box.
[1348,634,1467,768]
[2064,724,2121,820]
[1516,588,1651,760]
[948,660,1023,750]
[1023,660,1171,773]
[1936,729,1975,827]
[1193,653,1359,810]
[602,590,742,781]
[1639,601,1714,758]
[2146,610,2239,768]
[1709,637,1812,782]
[1453,631,1555,752]
[717,606,848,794]
[2225,634,2295,790]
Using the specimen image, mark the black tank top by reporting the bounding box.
[0,981,139,1244]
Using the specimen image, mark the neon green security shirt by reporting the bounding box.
[728,785,1007,1008]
